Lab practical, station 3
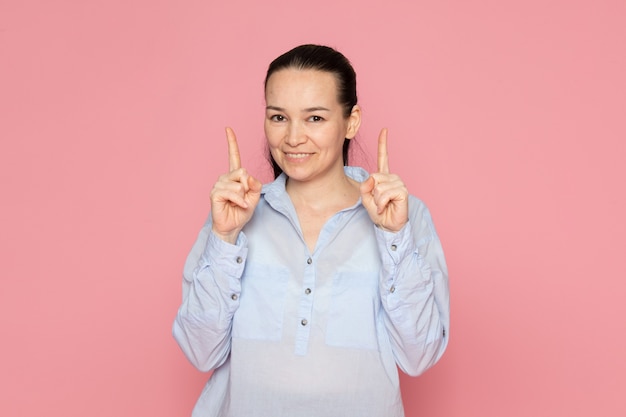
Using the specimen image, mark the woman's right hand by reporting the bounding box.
[210,127,262,244]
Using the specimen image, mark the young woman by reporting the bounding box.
[173,44,450,417]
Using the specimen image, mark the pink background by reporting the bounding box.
[1,0,625,416]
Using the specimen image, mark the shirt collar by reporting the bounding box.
[261,166,370,200]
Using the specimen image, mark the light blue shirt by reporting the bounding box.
[173,166,450,417]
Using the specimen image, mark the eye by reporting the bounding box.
[308,115,324,122]
[270,114,286,122]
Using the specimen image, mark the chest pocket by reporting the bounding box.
[326,271,380,350]
[232,263,289,341]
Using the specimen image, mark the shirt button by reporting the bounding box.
[304,288,311,295]
[301,319,308,326]
[390,244,397,251]
[236,256,243,264]
[307,257,313,265]
[390,285,396,293]
[231,294,238,301]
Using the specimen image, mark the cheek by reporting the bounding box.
[264,122,277,142]
[264,123,284,153]
[323,119,348,137]
[264,131,275,145]
[321,123,349,144]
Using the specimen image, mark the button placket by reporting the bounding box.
[294,255,315,356]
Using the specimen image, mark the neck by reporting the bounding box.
[286,168,359,210]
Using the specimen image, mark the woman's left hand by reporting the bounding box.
[360,128,409,232]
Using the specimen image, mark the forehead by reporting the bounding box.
[265,68,339,106]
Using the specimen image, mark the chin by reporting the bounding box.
[281,166,314,181]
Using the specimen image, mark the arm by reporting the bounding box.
[172,223,248,372]
[172,127,259,371]
[375,197,450,376]
[360,129,449,375]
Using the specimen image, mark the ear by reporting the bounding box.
[345,105,362,139]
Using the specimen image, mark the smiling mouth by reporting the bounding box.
[285,153,312,159]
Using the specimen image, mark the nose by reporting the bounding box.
[285,121,307,146]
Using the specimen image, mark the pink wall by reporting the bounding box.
[1,0,625,416]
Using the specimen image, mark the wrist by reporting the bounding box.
[211,228,241,245]
[375,219,408,233]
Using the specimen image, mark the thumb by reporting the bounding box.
[248,175,263,194]
[360,176,375,196]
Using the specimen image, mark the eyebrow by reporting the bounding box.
[266,105,331,113]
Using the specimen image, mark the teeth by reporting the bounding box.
[287,153,310,158]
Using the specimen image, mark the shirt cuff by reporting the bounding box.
[202,230,249,278]
[375,221,416,267]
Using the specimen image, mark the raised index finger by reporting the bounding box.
[225,127,241,172]
[377,128,389,174]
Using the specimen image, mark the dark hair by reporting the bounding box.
[265,44,358,178]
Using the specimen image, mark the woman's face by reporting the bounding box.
[264,68,360,185]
